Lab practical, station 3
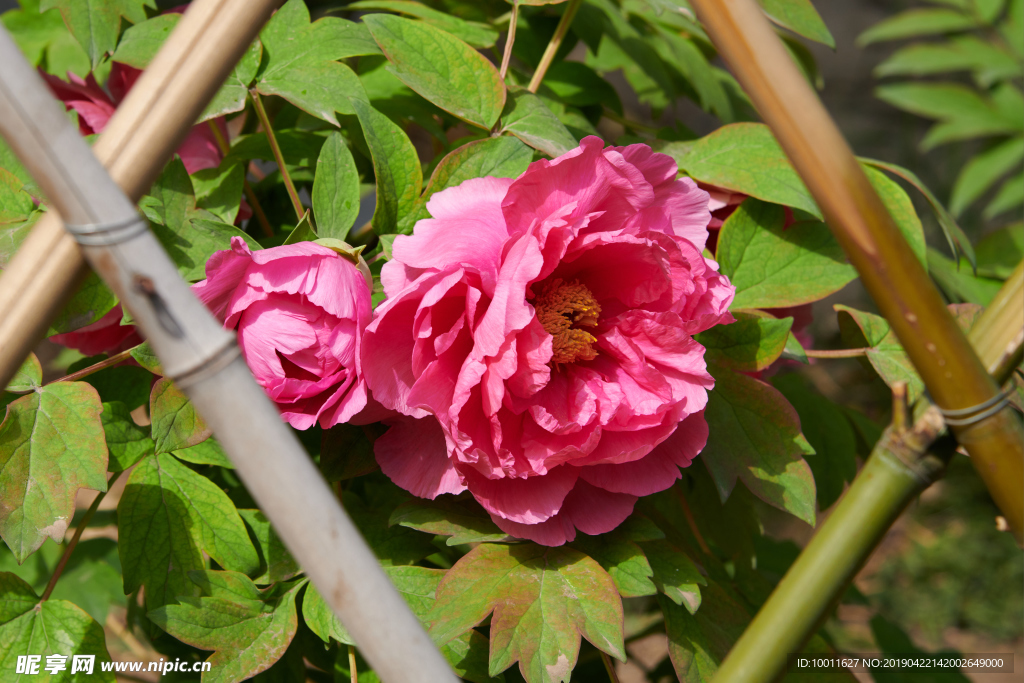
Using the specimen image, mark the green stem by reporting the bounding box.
[500,0,519,82]
[527,0,582,93]
[250,91,305,222]
[207,120,275,239]
[600,651,621,683]
[711,406,950,683]
[50,347,134,385]
[348,645,357,683]
[41,471,122,601]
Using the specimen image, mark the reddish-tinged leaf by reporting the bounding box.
[0,381,107,562]
[430,543,625,683]
[149,378,210,454]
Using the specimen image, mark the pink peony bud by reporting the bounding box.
[192,237,373,430]
[363,137,737,546]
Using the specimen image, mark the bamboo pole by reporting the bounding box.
[707,263,1023,683]
[0,26,459,683]
[689,0,1024,540]
[0,0,278,391]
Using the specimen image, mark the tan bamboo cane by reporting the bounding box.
[689,0,1024,541]
[0,25,460,683]
[0,0,278,391]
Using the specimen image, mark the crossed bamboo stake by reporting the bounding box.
[0,1,458,682]
[0,1,1020,683]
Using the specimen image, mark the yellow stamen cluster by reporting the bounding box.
[532,279,602,365]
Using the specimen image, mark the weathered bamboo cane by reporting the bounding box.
[0,26,459,683]
[707,265,1023,683]
[0,0,274,391]
[689,0,1024,540]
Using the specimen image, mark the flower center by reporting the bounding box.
[532,279,601,365]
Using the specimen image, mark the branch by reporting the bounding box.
[206,119,274,239]
[250,90,305,223]
[527,0,582,93]
[41,471,122,601]
[50,347,134,385]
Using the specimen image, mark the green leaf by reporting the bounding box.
[45,273,118,337]
[951,137,1023,216]
[352,98,423,234]
[238,510,299,585]
[570,534,656,599]
[312,132,360,240]
[81,363,151,412]
[701,366,817,525]
[424,136,533,204]
[641,540,706,614]
[282,210,316,245]
[129,340,162,375]
[318,423,379,482]
[390,496,510,545]
[0,169,34,226]
[201,38,263,122]
[0,599,115,681]
[349,1,498,48]
[927,248,1004,305]
[430,543,625,682]
[660,584,749,683]
[148,572,302,683]
[772,375,857,510]
[860,157,975,268]
[696,312,792,373]
[875,36,1023,84]
[363,14,505,129]
[1,1,90,78]
[5,353,42,393]
[254,0,372,125]
[985,169,1024,218]
[149,377,210,454]
[224,129,329,169]
[716,199,856,309]
[39,0,154,70]
[0,382,107,562]
[677,123,821,219]
[858,8,980,45]
[173,438,233,469]
[500,87,579,158]
[0,572,38,624]
[304,567,502,682]
[758,0,835,48]
[875,83,1022,149]
[865,165,928,266]
[108,12,177,68]
[651,27,731,121]
[342,488,436,566]
[46,538,125,625]
[192,162,245,225]
[835,304,926,403]
[142,158,260,281]
[975,222,1023,278]
[118,453,259,609]
[543,61,623,111]
[100,400,152,471]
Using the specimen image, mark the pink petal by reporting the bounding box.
[375,416,467,499]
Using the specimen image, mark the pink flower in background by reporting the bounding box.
[363,137,735,546]
[193,237,373,430]
[49,305,142,357]
[42,62,225,174]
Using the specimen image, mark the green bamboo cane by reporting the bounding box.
[688,0,1024,540]
[709,264,1023,683]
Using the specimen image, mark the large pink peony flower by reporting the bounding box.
[363,137,736,546]
[42,62,225,174]
[193,237,372,430]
